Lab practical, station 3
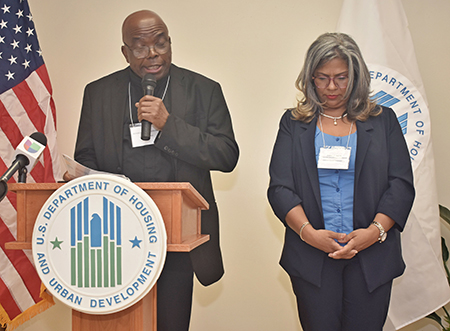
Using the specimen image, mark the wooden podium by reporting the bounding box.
[5,182,210,331]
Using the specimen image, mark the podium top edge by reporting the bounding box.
[9,182,193,189]
[8,182,208,209]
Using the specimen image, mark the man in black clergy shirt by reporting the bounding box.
[73,10,239,330]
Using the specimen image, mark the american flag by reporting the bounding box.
[0,0,62,329]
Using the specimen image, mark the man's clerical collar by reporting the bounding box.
[128,67,170,98]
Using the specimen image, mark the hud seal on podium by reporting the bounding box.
[32,174,167,314]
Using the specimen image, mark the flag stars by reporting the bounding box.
[22,59,30,69]
[16,9,24,19]
[10,39,19,49]
[5,71,14,80]
[2,4,45,92]
[1,4,10,14]
[8,55,17,65]
[13,24,22,34]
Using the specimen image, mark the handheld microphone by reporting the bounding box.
[0,132,47,202]
[140,73,157,140]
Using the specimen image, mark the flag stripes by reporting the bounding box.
[0,1,62,328]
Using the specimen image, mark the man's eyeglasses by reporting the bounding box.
[312,75,349,89]
[124,40,171,59]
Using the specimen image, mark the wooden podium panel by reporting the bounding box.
[72,287,156,331]
[137,183,209,251]
[4,181,209,331]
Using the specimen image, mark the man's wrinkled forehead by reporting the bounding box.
[122,11,169,43]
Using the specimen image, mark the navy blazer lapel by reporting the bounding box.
[355,119,374,186]
[299,117,322,214]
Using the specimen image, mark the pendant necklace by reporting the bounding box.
[319,112,348,125]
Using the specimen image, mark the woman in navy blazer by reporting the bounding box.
[268,33,414,331]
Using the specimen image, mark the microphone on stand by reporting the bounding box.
[0,132,47,202]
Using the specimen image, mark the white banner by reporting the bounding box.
[337,0,450,329]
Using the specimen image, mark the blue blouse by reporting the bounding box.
[314,126,357,235]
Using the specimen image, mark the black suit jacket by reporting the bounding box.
[75,64,239,286]
[268,107,414,292]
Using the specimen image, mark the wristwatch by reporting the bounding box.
[371,221,387,243]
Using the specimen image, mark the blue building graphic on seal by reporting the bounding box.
[70,197,122,288]
[372,90,408,135]
[369,63,430,167]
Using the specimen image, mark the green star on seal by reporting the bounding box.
[50,237,63,250]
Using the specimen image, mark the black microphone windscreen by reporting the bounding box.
[141,74,157,90]
[30,132,47,146]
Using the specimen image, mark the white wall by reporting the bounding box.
[13,0,450,330]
